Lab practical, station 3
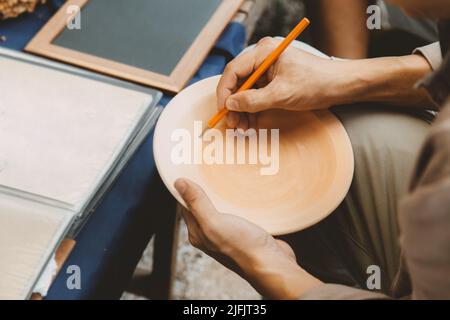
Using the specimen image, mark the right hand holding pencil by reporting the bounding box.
[217,37,347,129]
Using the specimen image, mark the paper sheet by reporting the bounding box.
[0,57,152,208]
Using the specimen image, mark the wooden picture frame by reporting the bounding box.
[26,0,243,93]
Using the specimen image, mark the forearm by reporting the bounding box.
[331,54,436,109]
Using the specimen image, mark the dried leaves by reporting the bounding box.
[0,0,46,20]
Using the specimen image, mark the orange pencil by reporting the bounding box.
[203,17,310,134]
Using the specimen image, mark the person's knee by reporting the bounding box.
[333,104,431,197]
[333,105,430,156]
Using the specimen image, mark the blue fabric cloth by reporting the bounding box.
[0,2,245,299]
[0,2,57,49]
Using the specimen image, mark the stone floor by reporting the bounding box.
[122,0,304,301]
[122,218,261,300]
[172,220,260,300]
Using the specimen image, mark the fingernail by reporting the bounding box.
[175,179,188,195]
[226,98,239,111]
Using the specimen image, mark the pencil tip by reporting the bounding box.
[199,127,209,139]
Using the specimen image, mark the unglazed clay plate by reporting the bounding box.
[154,76,354,235]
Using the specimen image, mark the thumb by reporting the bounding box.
[225,86,275,113]
[174,178,218,222]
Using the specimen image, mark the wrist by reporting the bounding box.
[328,59,376,106]
[243,251,323,299]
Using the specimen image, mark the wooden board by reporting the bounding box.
[26,0,243,93]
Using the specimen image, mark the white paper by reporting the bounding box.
[0,57,152,208]
[32,254,57,297]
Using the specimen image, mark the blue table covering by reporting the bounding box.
[0,1,245,299]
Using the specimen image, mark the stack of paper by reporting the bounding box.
[0,48,162,299]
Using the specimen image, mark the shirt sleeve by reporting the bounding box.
[298,284,390,300]
[398,104,450,299]
[413,42,443,70]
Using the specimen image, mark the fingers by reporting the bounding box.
[248,113,257,129]
[179,206,198,232]
[226,84,276,113]
[226,110,258,131]
[175,179,221,251]
[217,50,258,109]
[226,111,240,128]
[217,37,278,110]
[237,114,249,132]
[227,112,258,132]
[174,178,218,224]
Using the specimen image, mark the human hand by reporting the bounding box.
[174,178,322,299]
[217,37,348,129]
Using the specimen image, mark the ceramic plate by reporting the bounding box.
[154,76,354,235]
